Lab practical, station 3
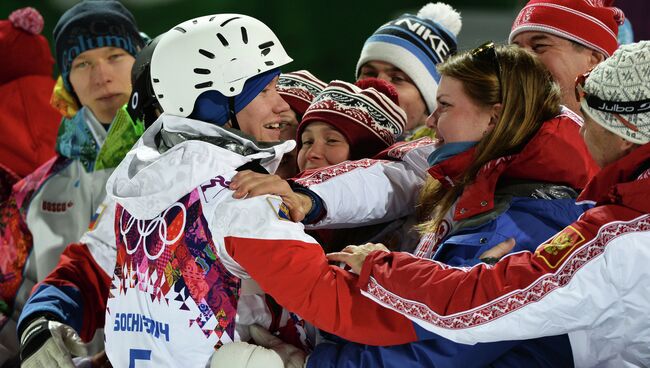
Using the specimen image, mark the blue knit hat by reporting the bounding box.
[53,0,144,92]
[356,3,461,113]
[189,68,280,127]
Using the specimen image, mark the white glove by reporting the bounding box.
[210,341,284,368]
[210,324,307,368]
[20,317,88,368]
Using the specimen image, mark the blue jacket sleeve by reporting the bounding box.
[17,243,111,342]
[18,284,84,334]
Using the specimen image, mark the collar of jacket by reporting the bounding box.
[428,113,599,221]
[54,107,101,172]
[577,142,650,213]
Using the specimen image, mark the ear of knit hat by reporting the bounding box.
[0,7,53,84]
[276,70,327,117]
[580,41,650,144]
[298,80,406,160]
[509,0,625,57]
[53,0,144,92]
[355,2,462,114]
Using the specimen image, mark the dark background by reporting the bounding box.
[2,0,647,82]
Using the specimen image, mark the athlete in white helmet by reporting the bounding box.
[101,14,308,368]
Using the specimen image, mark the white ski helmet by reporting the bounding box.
[150,14,293,117]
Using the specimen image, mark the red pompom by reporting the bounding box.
[354,77,400,106]
[9,7,44,35]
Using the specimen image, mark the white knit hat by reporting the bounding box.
[355,3,462,113]
[580,41,650,144]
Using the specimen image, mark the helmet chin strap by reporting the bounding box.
[228,96,240,130]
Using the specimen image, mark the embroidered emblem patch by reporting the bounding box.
[535,225,585,268]
[266,197,291,221]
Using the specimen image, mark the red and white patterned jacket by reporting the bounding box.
[356,142,650,367]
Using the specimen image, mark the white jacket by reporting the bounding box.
[103,114,307,367]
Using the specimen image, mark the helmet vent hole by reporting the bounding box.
[195,81,213,89]
[230,87,235,92]
[209,16,215,22]
[173,26,186,34]
[157,94,164,98]
[179,107,183,112]
[258,41,274,49]
[241,27,248,44]
[192,19,198,24]
[261,49,270,56]
[217,33,229,47]
[220,17,240,27]
[194,68,211,75]
[153,78,159,83]
[199,49,215,59]
[265,61,274,66]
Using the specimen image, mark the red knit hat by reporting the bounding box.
[0,8,60,177]
[0,7,54,84]
[276,70,327,117]
[509,0,625,57]
[298,78,406,160]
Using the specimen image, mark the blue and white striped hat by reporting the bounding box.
[355,3,461,113]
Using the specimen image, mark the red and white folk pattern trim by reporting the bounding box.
[364,214,650,329]
[385,137,436,160]
[293,159,389,187]
[413,219,451,259]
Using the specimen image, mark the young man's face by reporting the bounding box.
[358,60,428,131]
[69,47,135,125]
[236,76,291,142]
[512,32,603,114]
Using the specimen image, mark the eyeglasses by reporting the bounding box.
[574,71,639,132]
[471,41,502,102]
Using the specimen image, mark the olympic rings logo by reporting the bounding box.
[119,203,187,260]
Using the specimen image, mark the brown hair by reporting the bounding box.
[418,45,561,233]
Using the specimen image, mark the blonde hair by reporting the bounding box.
[418,45,561,233]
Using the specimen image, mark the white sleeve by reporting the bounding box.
[382,229,650,350]
[296,141,434,229]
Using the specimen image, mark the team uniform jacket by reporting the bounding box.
[101,114,308,368]
[15,107,145,346]
[225,112,603,367]
[2,107,119,359]
[356,142,650,367]
[18,107,112,281]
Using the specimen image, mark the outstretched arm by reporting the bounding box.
[217,195,418,346]
[354,212,641,345]
[229,138,436,228]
